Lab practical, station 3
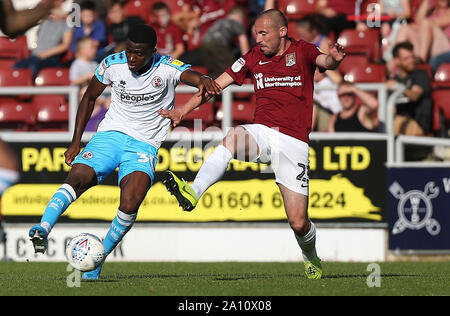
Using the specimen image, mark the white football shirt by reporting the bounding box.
[94,51,190,149]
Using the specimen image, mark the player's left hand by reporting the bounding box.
[197,75,222,98]
[329,42,346,63]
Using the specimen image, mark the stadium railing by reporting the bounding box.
[385,85,450,166]
[0,83,392,153]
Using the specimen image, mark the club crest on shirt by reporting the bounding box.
[81,151,93,160]
[232,57,246,73]
[152,76,164,89]
[286,53,296,67]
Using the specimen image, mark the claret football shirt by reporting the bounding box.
[225,39,324,144]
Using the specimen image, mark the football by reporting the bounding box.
[65,233,106,272]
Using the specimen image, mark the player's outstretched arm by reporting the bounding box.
[65,76,107,166]
[0,0,57,37]
[316,42,346,70]
[159,72,234,127]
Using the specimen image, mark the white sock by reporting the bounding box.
[295,221,317,262]
[192,145,233,198]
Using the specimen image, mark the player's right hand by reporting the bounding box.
[65,143,81,166]
[159,108,183,127]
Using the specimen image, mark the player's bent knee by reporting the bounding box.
[64,165,97,197]
[222,126,249,157]
[288,217,309,236]
[118,198,141,214]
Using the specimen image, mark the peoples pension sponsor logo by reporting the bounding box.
[120,92,155,104]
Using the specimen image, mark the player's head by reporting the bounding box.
[254,9,288,57]
[393,41,415,73]
[126,24,157,72]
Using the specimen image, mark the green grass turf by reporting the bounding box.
[0,261,449,296]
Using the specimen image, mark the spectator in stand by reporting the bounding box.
[13,2,72,78]
[201,6,250,79]
[297,14,343,131]
[74,0,107,20]
[297,14,331,55]
[151,2,185,59]
[249,0,275,21]
[106,0,145,54]
[328,81,379,132]
[374,0,411,61]
[172,0,199,34]
[317,0,358,38]
[70,0,107,62]
[395,0,450,64]
[104,0,145,55]
[313,71,343,131]
[78,83,110,132]
[180,0,237,66]
[387,42,432,136]
[193,0,237,38]
[70,37,98,86]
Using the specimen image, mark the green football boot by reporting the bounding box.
[304,256,323,280]
[162,170,198,211]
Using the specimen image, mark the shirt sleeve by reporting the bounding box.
[163,56,191,84]
[225,53,250,85]
[301,40,324,67]
[94,57,112,85]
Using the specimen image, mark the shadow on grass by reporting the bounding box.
[94,273,420,282]
[323,273,419,279]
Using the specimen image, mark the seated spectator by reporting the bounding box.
[74,0,107,20]
[317,0,358,38]
[313,71,343,131]
[78,83,110,132]
[193,0,237,38]
[395,0,450,64]
[201,5,250,79]
[13,3,72,78]
[180,0,237,66]
[151,2,185,59]
[70,0,107,62]
[328,81,379,133]
[106,0,145,54]
[172,1,199,34]
[297,14,331,56]
[70,37,98,86]
[377,0,411,61]
[249,0,275,21]
[387,42,432,136]
[297,14,343,131]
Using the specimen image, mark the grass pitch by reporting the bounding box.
[0,261,449,296]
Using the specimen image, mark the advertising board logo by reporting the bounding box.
[389,181,441,236]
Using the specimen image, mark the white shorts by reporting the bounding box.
[241,124,310,196]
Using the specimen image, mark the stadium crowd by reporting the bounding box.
[0,0,450,138]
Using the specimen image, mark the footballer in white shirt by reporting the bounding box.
[29,24,221,279]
